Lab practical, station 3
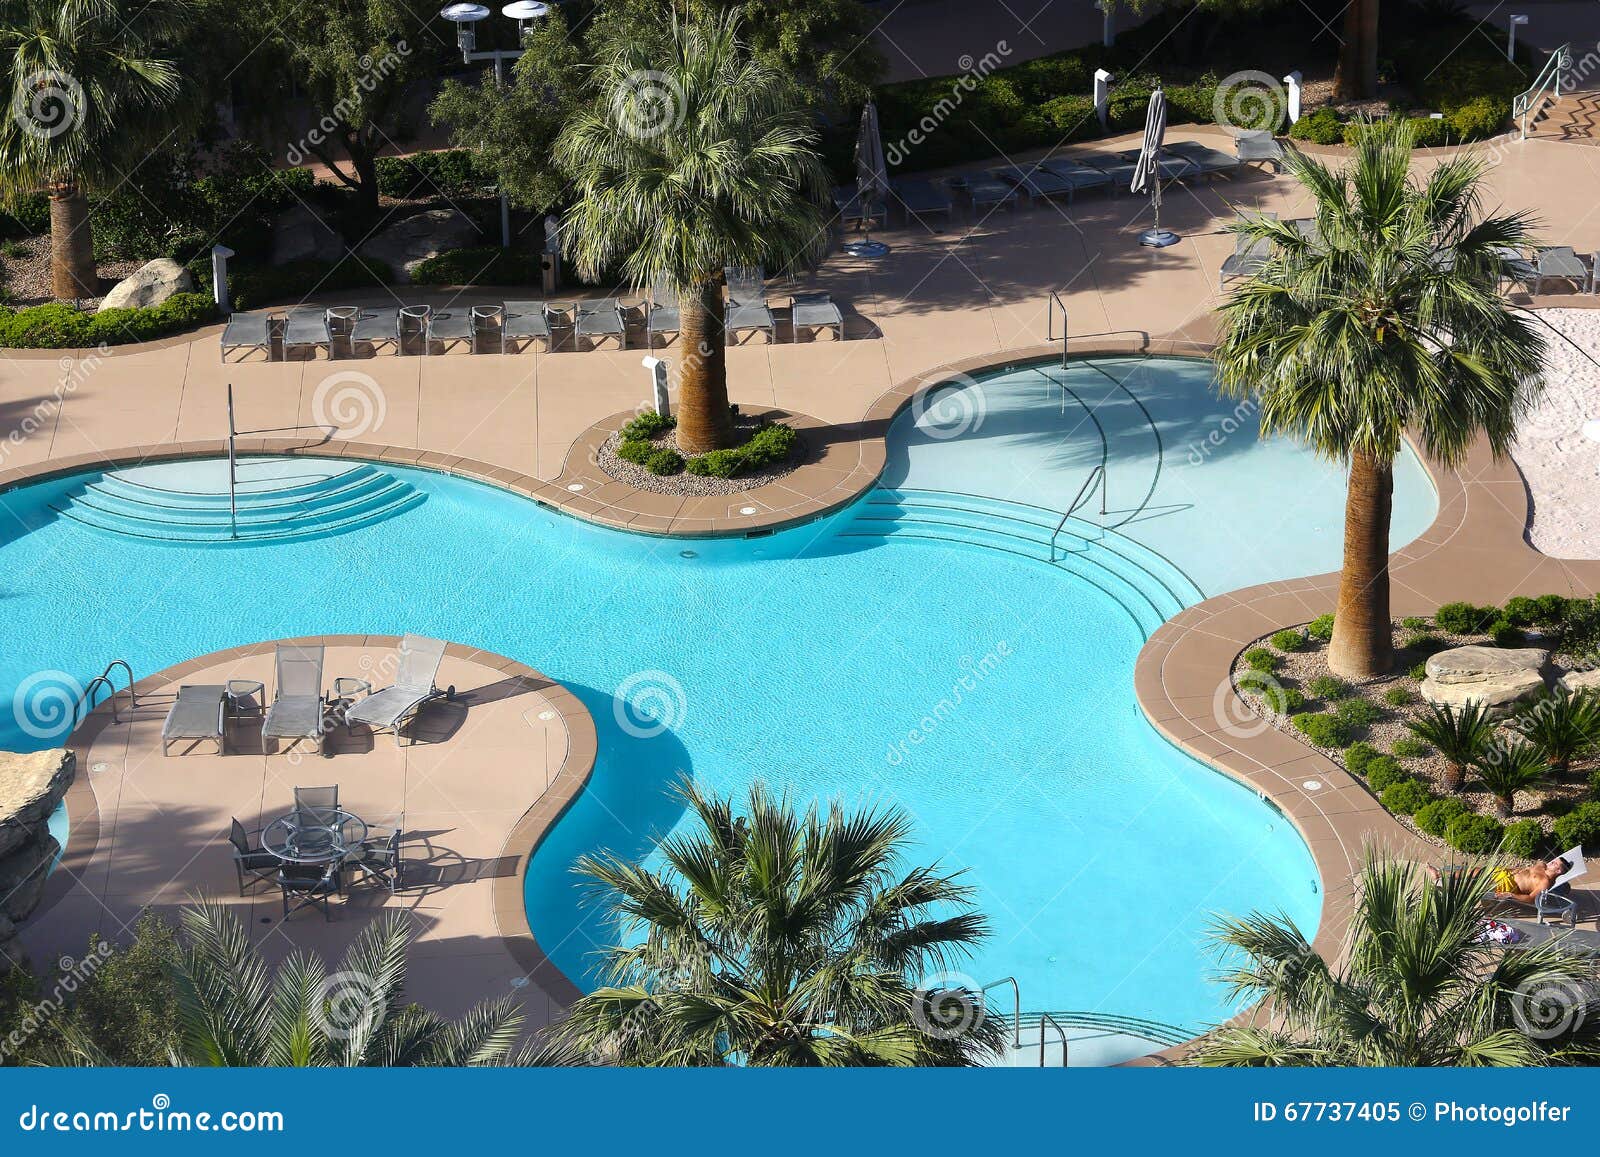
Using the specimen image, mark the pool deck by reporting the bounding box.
[4,639,594,1026]
[5,128,1600,1054]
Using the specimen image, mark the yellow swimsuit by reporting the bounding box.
[1491,868,1517,893]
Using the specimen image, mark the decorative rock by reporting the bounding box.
[96,258,194,312]
[0,749,73,859]
[358,208,480,283]
[1557,669,1600,694]
[1420,670,1547,715]
[0,834,58,922]
[1424,645,1548,686]
[270,203,343,265]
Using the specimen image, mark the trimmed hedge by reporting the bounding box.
[1553,801,1600,852]
[1445,812,1504,855]
[0,293,217,348]
[411,246,543,287]
[685,423,799,479]
[375,150,495,201]
[204,257,396,313]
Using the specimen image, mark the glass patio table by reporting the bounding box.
[261,809,367,864]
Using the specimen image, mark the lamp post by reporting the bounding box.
[1508,14,1528,62]
[439,1,551,84]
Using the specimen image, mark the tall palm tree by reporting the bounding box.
[0,0,193,299]
[556,13,829,453]
[550,782,1003,1066]
[48,904,551,1066]
[1191,851,1599,1066]
[1215,119,1545,679]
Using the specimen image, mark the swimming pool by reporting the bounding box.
[0,355,1436,1058]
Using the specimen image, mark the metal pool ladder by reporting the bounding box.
[980,976,1070,1066]
[71,659,137,729]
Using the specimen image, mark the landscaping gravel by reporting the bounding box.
[1510,308,1600,560]
[595,415,802,497]
[1,235,141,308]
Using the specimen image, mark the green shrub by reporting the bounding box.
[1250,681,1305,714]
[1401,616,1430,631]
[1381,778,1433,815]
[616,439,654,466]
[684,422,798,479]
[1306,613,1335,641]
[224,257,394,312]
[1588,767,1600,798]
[1292,712,1349,748]
[1391,735,1430,758]
[1270,628,1306,653]
[1401,631,1443,652]
[1552,801,1600,851]
[1501,597,1540,627]
[622,411,676,440]
[1446,95,1509,140]
[1367,757,1406,792]
[1533,594,1570,625]
[1501,818,1544,859]
[1344,741,1381,776]
[1242,647,1278,672]
[1445,812,1505,855]
[1410,662,1429,681]
[685,448,745,479]
[1435,601,1499,635]
[375,149,493,200]
[1404,116,1451,147]
[1488,618,1525,647]
[1307,675,1348,700]
[644,448,684,476]
[1288,107,1344,144]
[0,193,47,240]
[1334,697,1382,729]
[1415,797,1470,837]
[0,293,217,348]
[1384,685,1416,708]
[410,246,542,287]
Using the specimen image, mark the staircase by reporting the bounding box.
[842,488,1203,636]
[1526,89,1600,144]
[52,460,424,544]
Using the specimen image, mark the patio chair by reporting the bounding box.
[262,643,328,755]
[575,298,627,350]
[282,307,333,359]
[726,267,775,345]
[646,278,681,345]
[348,827,404,893]
[1235,129,1284,172]
[791,292,844,342]
[229,817,279,896]
[1164,139,1242,178]
[1036,158,1114,197]
[342,633,450,747]
[348,307,401,356]
[1488,244,1537,289]
[426,307,477,354]
[948,172,1018,213]
[502,300,552,352]
[293,785,340,829]
[278,862,341,921]
[219,310,274,362]
[161,684,227,756]
[1218,212,1278,289]
[398,304,431,354]
[1533,246,1592,295]
[831,185,888,230]
[890,178,954,224]
[989,165,1077,204]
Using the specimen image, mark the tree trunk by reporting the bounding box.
[1334,0,1380,100]
[350,145,380,221]
[49,183,97,301]
[1495,794,1513,820]
[1327,450,1394,679]
[676,278,732,453]
[1443,761,1464,792]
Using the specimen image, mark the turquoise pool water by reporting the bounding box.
[0,355,1437,1055]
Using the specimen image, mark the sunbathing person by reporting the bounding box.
[1427,857,1570,903]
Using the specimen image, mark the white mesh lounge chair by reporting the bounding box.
[262,643,328,755]
[831,185,887,230]
[1218,212,1278,289]
[282,307,332,358]
[342,634,450,747]
[989,165,1077,204]
[502,300,552,352]
[426,307,476,353]
[791,292,843,341]
[576,298,627,350]
[1235,130,1284,172]
[646,279,681,345]
[220,311,274,362]
[162,684,227,755]
[725,268,775,345]
[349,307,401,355]
[890,178,953,223]
[949,173,1018,213]
[1488,245,1537,290]
[1115,147,1198,182]
[1164,139,1241,178]
[1037,158,1114,196]
[1534,246,1592,295]
[1069,152,1139,193]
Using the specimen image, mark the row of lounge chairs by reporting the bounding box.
[835,134,1284,228]
[219,268,846,361]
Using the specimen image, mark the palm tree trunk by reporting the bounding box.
[1335,0,1380,99]
[1327,450,1394,680]
[1495,794,1513,820]
[1443,761,1464,792]
[49,183,97,301]
[676,278,732,453]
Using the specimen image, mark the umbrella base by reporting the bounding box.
[844,239,890,258]
[1138,228,1180,248]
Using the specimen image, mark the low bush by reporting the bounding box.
[1501,818,1545,859]
[1270,628,1306,653]
[1292,712,1349,749]
[1366,757,1406,793]
[1307,613,1335,641]
[1532,594,1570,625]
[1401,631,1443,653]
[1501,597,1541,627]
[1400,616,1430,631]
[622,411,676,440]
[1589,768,1600,798]
[685,448,744,479]
[1409,662,1429,681]
[374,149,494,201]
[1307,675,1348,700]
[1446,95,1509,140]
[1390,735,1430,758]
[1489,618,1525,647]
[1435,601,1499,635]
[1415,797,1470,837]
[1552,801,1600,852]
[0,193,47,240]
[1343,741,1381,776]
[1384,686,1416,708]
[1288,107,1344,145]
[1243,647,1279,673]
[1445,812,1505,855]
[1255,682,1305,715]
[220,257,395,312]
[1381,777,1434,815]
[685,423,799,479]
[1342,116,1450,148]
[616,439,654,466]
[0,293,217,348]
[1334,697,1382,729]
[410,246,543,287]
[643,448,684,476]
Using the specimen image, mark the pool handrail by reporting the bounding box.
[980,976,1023,1047]
[1515,44,1571,140]
[72,658,137,728]
[1047,290,1068,367]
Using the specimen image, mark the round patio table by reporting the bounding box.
[261,809,367,864]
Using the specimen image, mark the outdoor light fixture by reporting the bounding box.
[1508,14,1528,61]
[439,0,552,82]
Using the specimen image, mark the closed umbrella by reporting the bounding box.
[846,100,890,258]
[1133,86,1178,248]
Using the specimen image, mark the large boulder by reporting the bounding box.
[271,203,344,265]
[0,834,58,923]
[0,749,73,859]
[96,258,194,312]
[1424,645,1549,685]
[358,208,480,284]
[1420,670,1547,716]
[1557,669,1600,695]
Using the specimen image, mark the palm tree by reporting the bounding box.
[1214,119,1545,679]
[555,13,829,453]
[1473,740,1551,819]
[48,904,552,1066]
[1407,700,1495,792]
[1512,688,1600,773]
[549,781,1003,1066]
[0,0,193,299]
[1191,850,1599,1066]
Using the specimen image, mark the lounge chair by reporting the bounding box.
[1488,245,1537,290]
[575,298,626,350]
[502,300,552,352]
[1235,130,1284,172]
[1218,213,1277,289]
[791,292,844,342]
[228,817,279,896]
[262,643,328,755]
[1115,148,1198,182]
[1068,152,1139,193]
[162,684,227,756]
[348,307,401,355]
[219,311,274,362]
[342,633,449,747]
[425,307,476,353]
[1533,246,1592,295]
[646,279,681,345]
[1165,139,1242,177]
[726,268,775,345]
[831,185,888,230]
[282,307,332,359]
[891,178,954,223]
[1522,847,1586,926]
[1036,158,1114,196]
[989,165,1077,204]
[949,173,1018,213]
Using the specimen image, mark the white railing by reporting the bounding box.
[1516,43,1572,140]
